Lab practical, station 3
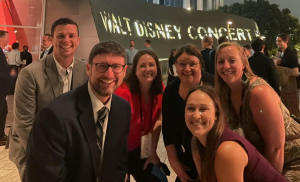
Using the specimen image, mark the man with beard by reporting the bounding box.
[25,40,131,182]
[9,18,88,180]
[125,40,138,76]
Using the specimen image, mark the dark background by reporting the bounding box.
[90,0,259,58]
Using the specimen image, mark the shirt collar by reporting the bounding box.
[45,45,52,52]
[88,82,112,114]
[53,55,74,77]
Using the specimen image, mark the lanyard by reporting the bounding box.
[139,95,154,134]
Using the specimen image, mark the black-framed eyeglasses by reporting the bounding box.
[92,63,126,74]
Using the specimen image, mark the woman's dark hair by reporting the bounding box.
[185,85,226,182]
[125,50,163,95]
[175,44,205,68]
[12,42,19,49]
[277,33,290,43]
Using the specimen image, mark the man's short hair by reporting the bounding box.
[130,40,134,42]
[242,45,251,50]
[88,40,127,64]
[145,39,151,45]
[12,42,19,49]
[218,36,228,45]
[43,33,52,40]
[277,33,290,43]
[0,30,8,38]
[51,18,79,37]
[251,38,264,52]
[23,45,29,49]
[203,36,213,46]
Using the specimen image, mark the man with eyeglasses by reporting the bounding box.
[25,40,131,182]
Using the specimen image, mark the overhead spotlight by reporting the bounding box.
[14,30,17,33]
[187,7,191,11]
[228,21,232,25]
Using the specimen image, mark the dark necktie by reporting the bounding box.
[96,107,108,166]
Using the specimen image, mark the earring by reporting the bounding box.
[242,69,248,84]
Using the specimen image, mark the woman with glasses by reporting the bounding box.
[114,50,164,181]
[162,44,214,182]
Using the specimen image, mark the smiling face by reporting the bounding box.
[216,46,245,85]
[176,52,202,85]
[185,90,216,141]
[86,54,127,98]
[276,37,288,50]
[52,24,80,59]
[135,54,157,84]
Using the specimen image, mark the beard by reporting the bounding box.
[90,77,117,97]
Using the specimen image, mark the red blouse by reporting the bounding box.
[114,83,164,151]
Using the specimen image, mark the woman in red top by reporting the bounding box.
[114,50,164,182]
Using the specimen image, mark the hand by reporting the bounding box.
[124,173,129,182]
[143,153,160,170]
[10,69,16,76]
[275,58,282,65]
[171,159,193,182]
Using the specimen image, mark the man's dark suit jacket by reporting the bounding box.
[20,51,32,66]
[209,49,216,75]
[201,48,213,75]
[248,52,280,95]
[0,48,12,99]
[25,82,131,182]
[40,46,53,58]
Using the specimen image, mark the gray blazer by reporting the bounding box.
[9,53,88,166]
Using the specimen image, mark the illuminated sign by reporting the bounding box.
[90,0,260,58]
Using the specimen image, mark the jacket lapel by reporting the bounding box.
[72,58,84,89]
[77,82,100,177]
[101,94,121,174]
[44,54,61,97]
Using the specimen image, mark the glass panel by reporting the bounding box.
[0,0,43,27]
[0,26,42,61]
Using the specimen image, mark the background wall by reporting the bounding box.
[45,0,99,61]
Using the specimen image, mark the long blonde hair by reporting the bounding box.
[214,42,255,122]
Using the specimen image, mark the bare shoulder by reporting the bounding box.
[216,141,248,166]
[250,84,278,102]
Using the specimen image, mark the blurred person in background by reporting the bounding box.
[7,42,22,94]
[40,33,53,58]
[20,45,32,67]
[275,33,300,118]
[209,36,229,75]
[167,49,177,84]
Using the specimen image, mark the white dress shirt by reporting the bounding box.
[87,82,112,167]
[42,45,52,58]
[8,49,22,66]
[53,56,74,94]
